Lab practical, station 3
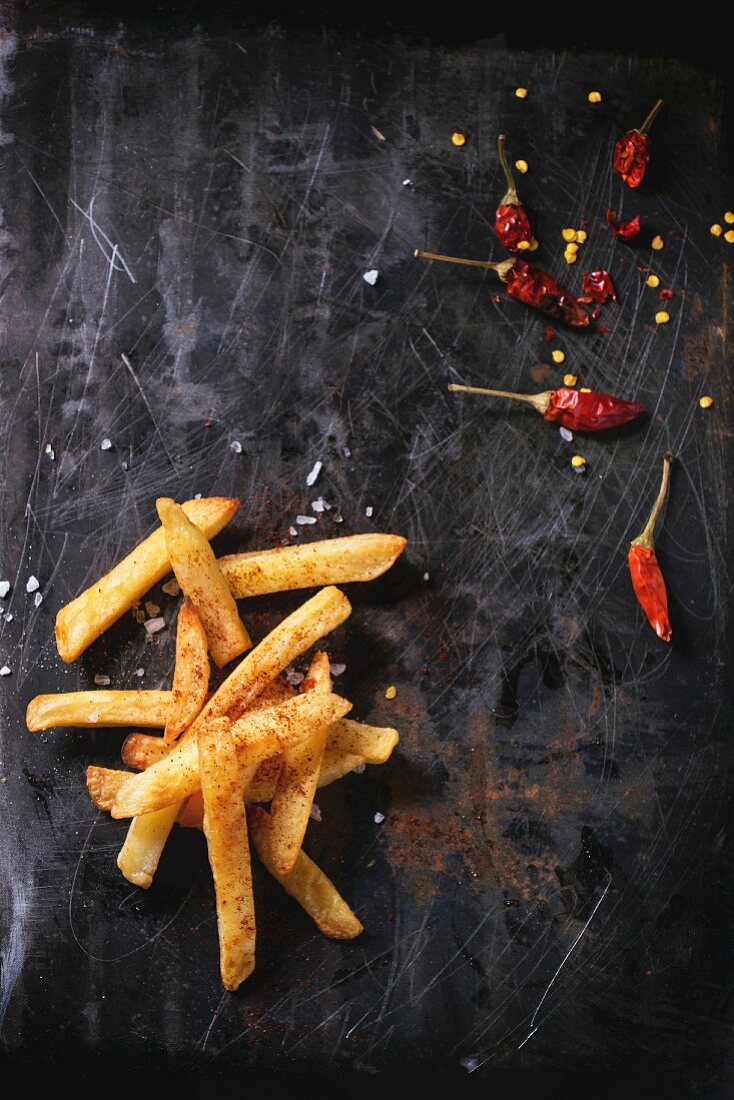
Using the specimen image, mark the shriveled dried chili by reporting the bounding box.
[413,250,590,327]
[606,209,641,240]
[628,451,674,641]
[495,134,534,252]
[580,270,617,304]
[613,99,663,189]
[448,383,643,431]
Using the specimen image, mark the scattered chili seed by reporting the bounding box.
[571,455,586,468]
[646,274,660,288]
[575,230,588,243]
[564,251,577,264]
[655,310,670,324]
[452,132,466,146]
[515,87,528,99]
[515,159,528,173]
[651,235,664,250]
[588,91,602,103]
[726,230,734,244]
[699,395,714,408]
[566,242,579,254]
[562,228,577,242]
[563,373,578,386]
[579,387,592,392]
[517,239,531,250]
[385,685,397,699]
[711,224,724,237]
[552,349,565,364]
[725,212,734,224]
[528,238,539,251]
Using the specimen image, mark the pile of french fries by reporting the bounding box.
[26,497,406,990]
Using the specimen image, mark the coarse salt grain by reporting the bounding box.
[94,674,111,686]
[306,460,322,486]
[353,763,366,774]
[342,446,351,457]
[373,812,385,824]
[144,617,166,635]
[0,666,10,676]
[423,572,430,581]
[311,497,331,513]
[194,492,202,499]
[289,526,298,537]
[309,804,322,822]
[100,438,112,451]
[230,440,242,454]
[296,514,317,525]
[330,663,346,677]
[333,513,343,523]
[162,578,180,596]
[560,426,574,442]
[26,576,39,594]
[135,668,145,677]
[402,179,412,187]
[0,582,9,598]
[45,444,55,459]
[4,613,12,623]
[363,269,379,286]
[365,505,373,517]
[460,1058,479,1074]
[285,667,304,686]
[33,592,42,607]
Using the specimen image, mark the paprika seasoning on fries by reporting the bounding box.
[628,451,674,642]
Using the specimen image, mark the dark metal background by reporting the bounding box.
[0,10,732,1096]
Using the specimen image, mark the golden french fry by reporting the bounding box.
[219,533,407,598]
[111,693,352,818]
[199,719,256,990]
[55,497,240,663]
[121,734,170,770]
[86,765,127,811]
[249,807,363,940]
[328,718,399,763]
[165,598,209,742]
[116,804,179,888]
[269,652,331,875]
[26,691,173,732]
[157,498,251,668]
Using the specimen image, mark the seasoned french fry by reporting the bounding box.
[219,533,407,598]
[165,598,209,742]
[249,807,363,939]
[111,692,352,818]
[328,718,399,763]
[26,691,173,731]
[55,496,240,663]
[269,651,331,875]
[157,498,251,667]
[116,804,180,888]
[199,719,256,989]
[86,765,127,811]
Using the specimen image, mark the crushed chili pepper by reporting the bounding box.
[613,99,663,189]
[447,383,643,431]
[606,209,641,240]
[628,451,674,642]
[413,250,591,327]
[495,135,534,252]
[580,270,617,304]
[544,326,556,342]
[659,289,674,300]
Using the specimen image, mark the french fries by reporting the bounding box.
[165,598,209,742]
[219,533,407,598]
[116,805,180,889]
[327,719,399,763]
[110,692,352,818]
[199,719,256,989]
[27,691,172,731]
[249,808,363,939]
[269,652,331,875]
[55,496,240,662]
[157,498,251,668]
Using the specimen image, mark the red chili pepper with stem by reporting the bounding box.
[448,383,643,431]
[613,99,663,189]
[414,250,590,327]
[495,135,534,252]
[628,451,674,642]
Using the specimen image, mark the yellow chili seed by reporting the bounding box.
[551,350,565,364]
[575,230,587,243]
[699,395,714,409]
[562,228,577,242]
[517,239,531,250]
[515,87,528,99]
[651,235,664,250]
[579,387,592,393]
[528,238,539,251]
[711,224,724,237]
[726,230,734,244]
[563,373,578,387]
[385,685,397,700]
[725,212,734,224]
[566,242,579,254]
[646,274,660,288]
[571,455,586,468]
[451,132,466,147]
[655,310,670,324]
[588,91,602,103]
[515,159,528,173]
[564,252,577,264]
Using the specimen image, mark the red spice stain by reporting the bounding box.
[682,330,714,379]
[529,363,553,385]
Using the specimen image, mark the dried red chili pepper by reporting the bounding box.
[628,451,674,642]
[613,99,663,189]
[413,250,590,327]
[606,209,641,240]
[494,135,534,252]
[448,383,643,431]
[580,270,617,304]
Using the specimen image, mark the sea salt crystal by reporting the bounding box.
[423,572,430,582]
[329,663,346,677]
[285,667,304,686]
[26,576,39,594]
[296,515,317,525]
[289,526,298,537]
[4,613,13,623]
[0,582,9,598]
[560,426,574,442]
[45,444,55,460]
[362,269,379,286]
[33,592,42,607]
[311,497,331,513]
[460,1058,479,1074]
[162,578,180,597]
[373,811,385,824]
[365,505,373,518]
[94,674,111,686]
[352,763,366,774]
[194,493,202,499]
[100,438,112,451]
[342,446,351,458]
[135,668,145,678]
[402,178,412,186]
[144,617,166,635]
[333,513,343,524]
[306,460,322,487]
[230,440,242,454]
[0,666,10,677]
[309,804,322,822]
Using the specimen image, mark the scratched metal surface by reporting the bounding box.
[0,15,732,1094]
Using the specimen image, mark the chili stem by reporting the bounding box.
[638,99,663,135]
[497,134,518,204]
[448,383,549,414]
[633,451,674,549]
[414,249,514,278]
